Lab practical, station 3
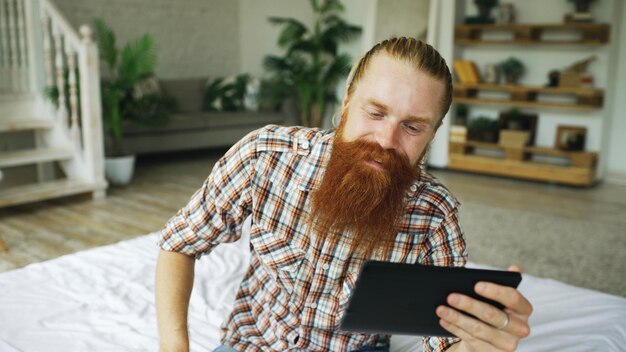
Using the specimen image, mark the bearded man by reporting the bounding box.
[155,37,532,352]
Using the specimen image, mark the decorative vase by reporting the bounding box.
[484,64,500,84]
[497,3,516,23]
[105,154,136,186]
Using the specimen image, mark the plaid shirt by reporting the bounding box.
[159,125,467,352]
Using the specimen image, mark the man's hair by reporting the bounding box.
[345,37,453,124]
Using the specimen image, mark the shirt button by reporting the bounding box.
[322,263,330,270]
[310,302,317,309]
[410,184,418,192]
[300,140,310,150]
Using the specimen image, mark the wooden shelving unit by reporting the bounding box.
[449,18,610,186]
[448,141,598,186]
[453,83,604,110]
[455,23,610,45]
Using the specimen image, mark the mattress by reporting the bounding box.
[1,224,625,351]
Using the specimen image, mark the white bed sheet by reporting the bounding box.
[1,226,625,352]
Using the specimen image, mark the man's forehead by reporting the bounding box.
[352,53,445,122]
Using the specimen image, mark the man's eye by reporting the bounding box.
[403,123,423,135]
[367,111,383,119]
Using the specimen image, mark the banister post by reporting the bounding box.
[78,24,107,191]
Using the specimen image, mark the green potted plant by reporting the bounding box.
[263,0,361,128]
[567,0,596,13]
[468,116,500,143]
[203,74,250,112]
[502,107,522,130]
[498,57,525,84]
[474,0,499,19]
[94,18,172,185]
[455,104,469,126]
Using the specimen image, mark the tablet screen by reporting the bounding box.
[339,261,522,337]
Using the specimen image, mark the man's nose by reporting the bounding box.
[376,122,400,150]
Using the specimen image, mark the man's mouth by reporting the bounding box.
[366,158,385,170]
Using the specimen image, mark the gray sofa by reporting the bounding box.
[122,77,286,155]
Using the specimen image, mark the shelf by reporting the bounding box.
[448,141,598,186]
[455,23,610,45]
[453,83,604,111]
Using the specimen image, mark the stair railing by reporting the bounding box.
[30,0,106,189]
[0,0,32,92]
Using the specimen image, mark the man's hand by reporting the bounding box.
[436,265,532,352]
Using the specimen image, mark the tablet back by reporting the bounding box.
[339,261,522,337]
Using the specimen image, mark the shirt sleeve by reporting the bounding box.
[420,208,468,351]
[157,129,259,258]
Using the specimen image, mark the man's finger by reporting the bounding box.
[447,293,516,332]
[436,305,519,351]
[507,265,522,273]
[475,281,534,316]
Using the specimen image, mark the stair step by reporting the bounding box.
[0,118,54,132]
[0,93,37,117]
[0,148,74,168]
[0,179,107,208]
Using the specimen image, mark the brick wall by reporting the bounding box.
[53,0,240,79]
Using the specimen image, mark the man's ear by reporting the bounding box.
[341,88,350,109]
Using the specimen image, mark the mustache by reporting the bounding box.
[333,138,414,175]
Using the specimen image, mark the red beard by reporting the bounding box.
[309,136,419,259]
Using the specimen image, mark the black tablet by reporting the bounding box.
[339,261,522,337]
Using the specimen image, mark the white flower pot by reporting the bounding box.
[105,155,136,186]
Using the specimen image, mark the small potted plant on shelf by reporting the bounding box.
[475,0,499,19]
[498,57,525,84]
[464,0,499,24]
[94,18,173,186]
[455,104,469,126]
[498,108,532,148]
[567,0,597,13]
[565,0,598,23]
[468,116,500,143]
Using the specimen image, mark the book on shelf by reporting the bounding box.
[453,60,480,84]
[450,125,468,143]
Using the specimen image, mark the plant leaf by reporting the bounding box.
[93,18,117,71]
[118,35,156,90]
[319,0,344,14]
[269,17,308,48]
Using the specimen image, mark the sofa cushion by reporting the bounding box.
[124,113,206,134]
[160,78,207,113]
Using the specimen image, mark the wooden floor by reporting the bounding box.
[1,148,625,297]
[0,148,229,271]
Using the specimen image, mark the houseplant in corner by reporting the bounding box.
[263,0,361,128]
[94,18,170,185]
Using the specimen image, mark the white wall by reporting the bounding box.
[605,1,626,184]
[428,0,463,168]
[54,0,241,79]
[373,0,430,43]
[238,0,314,78]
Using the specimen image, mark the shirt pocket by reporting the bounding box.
[305,268,359,330]
[250,225,307,296]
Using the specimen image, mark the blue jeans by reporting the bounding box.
[212,346,237,352]
[213,345,389,352]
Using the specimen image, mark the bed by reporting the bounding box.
[1,220,625,352]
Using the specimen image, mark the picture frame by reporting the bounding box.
[498,111,538,146]
[555,125,587,151]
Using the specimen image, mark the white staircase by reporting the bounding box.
[0,0,108,212]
